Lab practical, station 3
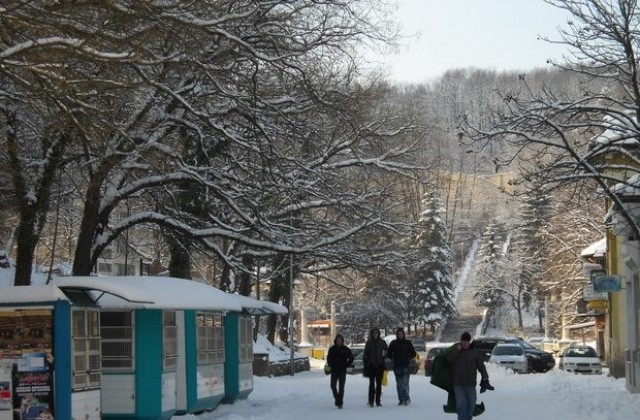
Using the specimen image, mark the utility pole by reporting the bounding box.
[289,254,295,375]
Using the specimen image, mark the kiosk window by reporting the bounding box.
[239,316,253,363]
[72,309,101,390]
[196,313,224,364]
[100,311,134,370]
[163,311,178,370]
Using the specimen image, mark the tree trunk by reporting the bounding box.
[238,255,253,296]
[167,234,191,279]
[72,179,104,275]
[13,215,39,286]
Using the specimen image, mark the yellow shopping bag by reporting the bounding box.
[381,369,388,386]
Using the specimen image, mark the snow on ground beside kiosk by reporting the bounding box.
[174,362,640,420]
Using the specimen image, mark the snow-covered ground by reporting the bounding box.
[174,359,640,420]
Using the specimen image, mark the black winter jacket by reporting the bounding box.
[363,338,388,368]
[446,345,488,386]
[327,344,354,374]
[386,338,416,367]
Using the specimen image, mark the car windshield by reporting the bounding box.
[509,339,535,349]
[427,347,446,358]
[565,347,597,357]
[492,346,523,356]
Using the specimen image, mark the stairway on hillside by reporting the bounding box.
[438,240,485,343]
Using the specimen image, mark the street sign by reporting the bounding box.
[593,274,621,292]
[583,284,608,301]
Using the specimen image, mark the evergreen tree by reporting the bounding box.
[472,219,506,310]
[411,191,456,330]
[515,191,553,311]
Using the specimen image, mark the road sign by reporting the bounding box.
[593,274,621,292]
[583,284,608,301]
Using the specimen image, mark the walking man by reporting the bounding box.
[326,333,354,409]
[386,327,416,405]
[363,327,388,407]
[446,332,491,420]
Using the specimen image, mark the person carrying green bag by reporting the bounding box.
[430,332,494,419]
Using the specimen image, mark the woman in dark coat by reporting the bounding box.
[326,333,354,409]
[363,327,388,407]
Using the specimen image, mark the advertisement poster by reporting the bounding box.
[13,353,54,420]
[0,314,22,359]
[0,360,12,420]
[0,310,54,420]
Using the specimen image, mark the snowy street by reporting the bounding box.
[175,362,640,420]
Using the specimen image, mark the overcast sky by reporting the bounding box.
[374,0,572,83]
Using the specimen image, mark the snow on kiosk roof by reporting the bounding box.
[261,300,288,315]
[53,276,243,312]
[233,293,288,315]
[0,284,69,304]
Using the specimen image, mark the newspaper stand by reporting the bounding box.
[0,284,101,420]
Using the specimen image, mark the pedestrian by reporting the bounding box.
[386,327,416,406]
[446,331,493,420]
[326,333,354,409]
[363,327,388,407]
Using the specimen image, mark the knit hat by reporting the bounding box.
[460,332,472,342]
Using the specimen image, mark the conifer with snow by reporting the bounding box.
[409,191,456,330]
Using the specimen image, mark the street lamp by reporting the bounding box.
[289,253,294,375]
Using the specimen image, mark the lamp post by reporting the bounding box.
[289,253,295,375]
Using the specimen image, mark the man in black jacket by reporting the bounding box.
[326,333,354,409]
[363,327,388,407]
[386,327,416,406]
[446,332,490,420]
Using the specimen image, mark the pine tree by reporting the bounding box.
[472,219,506,309]
[515,191,553,311]
[411,191,456,330]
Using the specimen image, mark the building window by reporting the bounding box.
[72,309,101,390]
[100,311,134,371]
[163,311,178,370]
[239,316,253,363]
[115,263,135,276]
[97,263,112,274]
[196,313,224,364]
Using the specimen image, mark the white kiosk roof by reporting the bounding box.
[261,300,289,315]
[0,284,69,304]
[0,276,286,314]
[53,276,243,311]
[232,293,289,315]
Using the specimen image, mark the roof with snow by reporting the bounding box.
[0,271,286,314]
[591,114,640,148]
[53,276,244,311]
[233,293,288,315]
[609,173,640,197]
[0,284,69,304]
[580,238,607,258]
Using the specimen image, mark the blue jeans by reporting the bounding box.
[393,365,410,402]
[453,385,476,420]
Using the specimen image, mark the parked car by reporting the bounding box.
[347,344,365,374]
[527,336,558,351]
[472,337,555,373]
[489,343,528,373]
[558,345,602,374]
[424,345,449,376]
[411,338,427,352]
[348,344,420,374]
[527,337,546,349]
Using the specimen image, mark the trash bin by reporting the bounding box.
[312,348,325,360]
